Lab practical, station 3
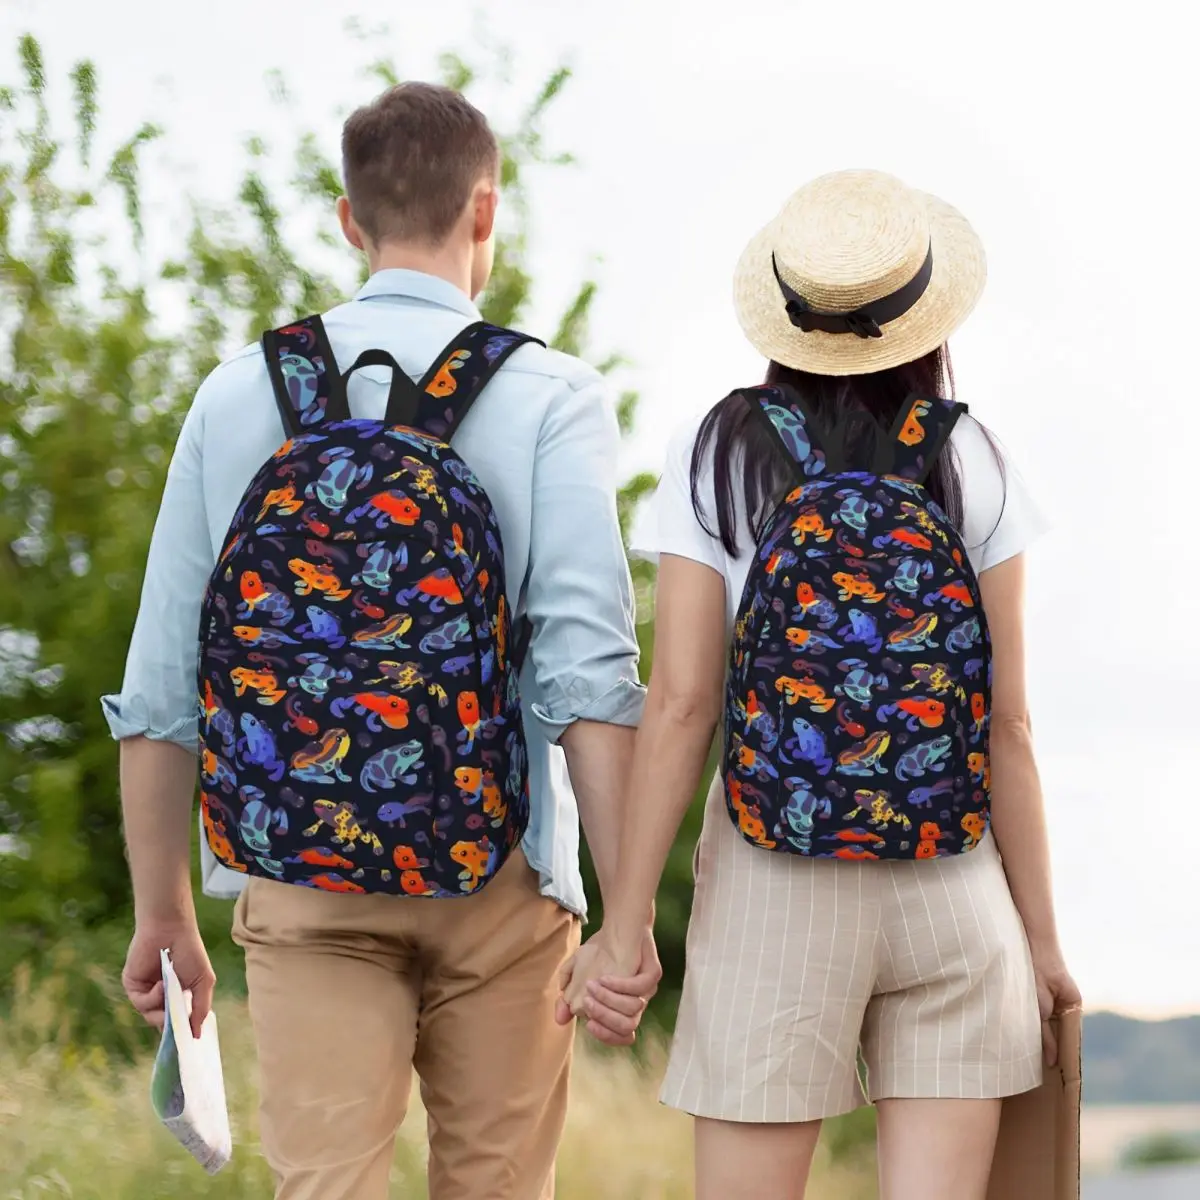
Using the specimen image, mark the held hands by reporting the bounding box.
[555,926,662,1047]
[122,919,215,1041]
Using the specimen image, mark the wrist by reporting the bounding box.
[134,896,197,930]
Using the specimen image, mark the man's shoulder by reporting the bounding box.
[499,340,603,396]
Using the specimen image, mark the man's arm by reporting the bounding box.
[522,371,647,916]
[103,395,218,1037]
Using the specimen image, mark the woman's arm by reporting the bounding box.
[602,553,729,962]
[979,553,1081,1059]
[979,554,1056,943]
[558,552,727,1030]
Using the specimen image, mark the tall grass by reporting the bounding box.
[1,965,877,1198]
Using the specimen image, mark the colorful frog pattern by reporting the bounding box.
[198,317,541,896]
[724,387,991,860]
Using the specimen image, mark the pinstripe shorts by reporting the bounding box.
[660,777,1044,1123]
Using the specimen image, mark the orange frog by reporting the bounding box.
[832,571,886,604]
[897,697,946,728]
[915,820,946,859]
[426,348,471,398]
[200,795,245,870]
[970,692,987,734]
[458,691,482,752]
[832,845,881,861]
[257,481,303,522]
[309,873,366,895]
[288,557,351,601]
[455,766,484,800]
[230,666,286,705]
[791,509,834,545]
[728,773,777,848]
[898,399,930,447]
[775,675,836,713]
[888,527,933,551]
[967,752,991,790]
[400,868,437,896]
[368,492,421,526]
[352,692,411,730]
[392,845,427,871]
[450,837,494,893]
[240,570,270,609]
[414,571,464,605]
[481,772,506,825]
[961,811,988,849]
[294,846,356,871]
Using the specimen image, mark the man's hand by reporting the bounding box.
[123,920,215,1040]
[555,926,661,1047]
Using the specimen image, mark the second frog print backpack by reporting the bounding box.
[724,385,991,861]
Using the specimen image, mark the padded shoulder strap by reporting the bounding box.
[261,316,348,437]
[742,384,830,479]
[881,394,967,484]
[410,322,545,441]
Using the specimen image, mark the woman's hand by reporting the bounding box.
[555,927,661,1047]
[1030,943,1081,1066]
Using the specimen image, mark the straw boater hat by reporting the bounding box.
[733,169,986,376]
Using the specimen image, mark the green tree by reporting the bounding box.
[0,31,711,1043]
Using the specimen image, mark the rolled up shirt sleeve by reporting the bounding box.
[100,390,216,753]
[523,373,646,742]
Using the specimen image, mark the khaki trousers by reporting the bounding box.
[232,848,580,1200]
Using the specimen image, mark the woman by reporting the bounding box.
[561,170,1080,1200]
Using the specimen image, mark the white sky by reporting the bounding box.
[3,0,1197,1017]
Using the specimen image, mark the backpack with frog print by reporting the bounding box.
[723,384,992,862]
[197,316,542,898]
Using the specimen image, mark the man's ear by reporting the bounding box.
[337,196,366,251]
[473,180,498,245]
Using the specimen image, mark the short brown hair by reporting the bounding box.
[341,82,499,246]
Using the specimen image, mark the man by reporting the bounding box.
[104,82,659,1200]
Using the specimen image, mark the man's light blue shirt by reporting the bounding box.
[101,269,645,918]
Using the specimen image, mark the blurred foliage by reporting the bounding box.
[1119,1131,1200,1170]
[0,30,715,1044]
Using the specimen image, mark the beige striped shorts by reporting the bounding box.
[660,777,1044,1123]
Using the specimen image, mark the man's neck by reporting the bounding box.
[367,242,473,300]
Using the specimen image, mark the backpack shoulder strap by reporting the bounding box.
[261,315,349,437]
[880,394,967,484]
[408,322,545,441]
[742,384,831,479]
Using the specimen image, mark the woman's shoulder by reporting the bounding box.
[948,412,1049,573]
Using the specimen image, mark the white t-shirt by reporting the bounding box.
[632,408,1048,628]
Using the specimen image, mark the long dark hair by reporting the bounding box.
[690,345,1003,557]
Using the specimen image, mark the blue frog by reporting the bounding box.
[295,604,346,650]
[785,717,834,776]
[361,739,426,793]
[239,794,289,855]
[891,556,934,595]
[308,447,372,513]
[945,617,982,654]
[835,658,890,707]
[420,613,472,655]
[776,778,832,854]
[895,735,954,781]
[838,608,883,654]
[237,712,286,782]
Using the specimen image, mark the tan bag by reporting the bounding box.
[986,1007,1082,1200]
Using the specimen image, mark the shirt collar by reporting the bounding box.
[354,268,482,320]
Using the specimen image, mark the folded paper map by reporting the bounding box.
[149,949,232,1174]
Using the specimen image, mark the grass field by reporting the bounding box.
[1,965,877,1199]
